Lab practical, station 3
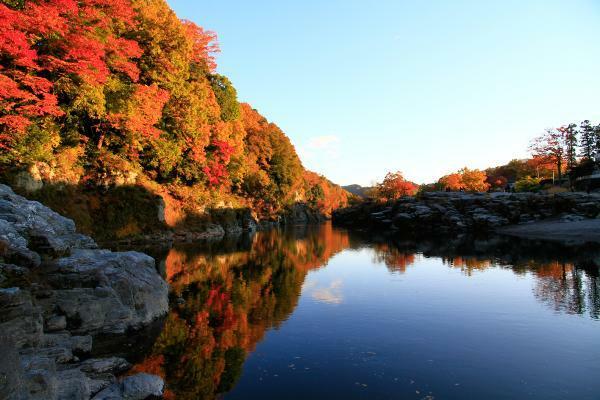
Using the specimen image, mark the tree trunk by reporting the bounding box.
[97,132,105,150]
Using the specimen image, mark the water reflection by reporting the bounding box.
[533,261,600,319]
[368,236,600,319]
[308,279,344,305]
[131,224,600,399]
[131,224,350,399]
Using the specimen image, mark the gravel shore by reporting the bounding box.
[497,219,600,245]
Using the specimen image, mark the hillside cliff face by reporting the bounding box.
[0,0,348,240]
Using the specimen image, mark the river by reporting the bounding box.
[128,223,600,400]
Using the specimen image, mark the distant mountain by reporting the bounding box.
[342,184,373,198]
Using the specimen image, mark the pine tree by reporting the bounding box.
[595,124,600,164]
[559,124,578,172]
[579,120,595,160]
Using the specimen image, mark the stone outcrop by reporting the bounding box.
[333,192,600,237]
[281,203,327,225]
[92,373,164,400]
[0,184,168,400]
[109,202,326,248]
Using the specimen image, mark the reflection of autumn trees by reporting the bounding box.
[371,240,600,319]
[132,224,350,400]
[444,257,599,318]
[532,261,600,319]
[444,257,493,276]
[134,227,600,399]
[372,243,416,273]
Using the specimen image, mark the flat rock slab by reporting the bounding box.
[497,219,600,244]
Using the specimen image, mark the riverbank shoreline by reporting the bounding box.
[496,218,600,245]
[333,191,600,247]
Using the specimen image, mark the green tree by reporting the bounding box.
[560,123,578,172]
[210,74,241,122]
[579,120,595,161]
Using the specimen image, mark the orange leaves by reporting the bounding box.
[128,84,170,138]
[303,170,349,216]
[376,171,418,200]
[0,71,62,151]
[239,103,265,132]
[0,73,33,106]
[182,20,219,72]
[109,84,169,143]
[1,0,141,84]
[106,36,143,81]
[438,173,463,191]
[438,168,490,192]
[0,115,30,150]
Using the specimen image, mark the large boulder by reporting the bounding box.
[92,373,164,400]
[42,250,168,335]
[0,184,168,400]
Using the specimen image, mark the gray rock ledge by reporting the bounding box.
[0,184,168,400]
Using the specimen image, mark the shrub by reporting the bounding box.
[515,176,541,192]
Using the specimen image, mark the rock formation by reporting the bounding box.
[333,191,600,239]
[0,184,169,399]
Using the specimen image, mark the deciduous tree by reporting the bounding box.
[375,171,418,200]
[530,128,566,180]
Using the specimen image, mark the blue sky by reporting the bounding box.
[168,0,600,185]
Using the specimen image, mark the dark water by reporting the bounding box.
[131,224,600,400]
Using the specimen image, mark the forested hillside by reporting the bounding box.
[0,0,348,239]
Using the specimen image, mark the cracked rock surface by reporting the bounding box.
[0,184,168,399]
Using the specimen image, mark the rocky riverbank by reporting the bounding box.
[5,165,335,246]
[0,184,169,399]
[333,192,600,244]
[102,202,328,249]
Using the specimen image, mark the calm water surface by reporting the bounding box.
[132,224,600,400]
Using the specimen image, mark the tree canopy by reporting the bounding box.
[0,0,348,220]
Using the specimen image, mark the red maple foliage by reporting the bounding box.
[203,139,235,186]
[182,20,219,72]
[0,0,141,149]
[376,171,418,200]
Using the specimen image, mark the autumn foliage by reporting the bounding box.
[373,171,418,200]
[0,0,347,220]
[437,168,490,192]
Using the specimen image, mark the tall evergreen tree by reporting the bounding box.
[595,124,600,163]
[559,123,578,172]
[579,120,595,161]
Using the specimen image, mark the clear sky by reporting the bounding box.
[167,0,600,186]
